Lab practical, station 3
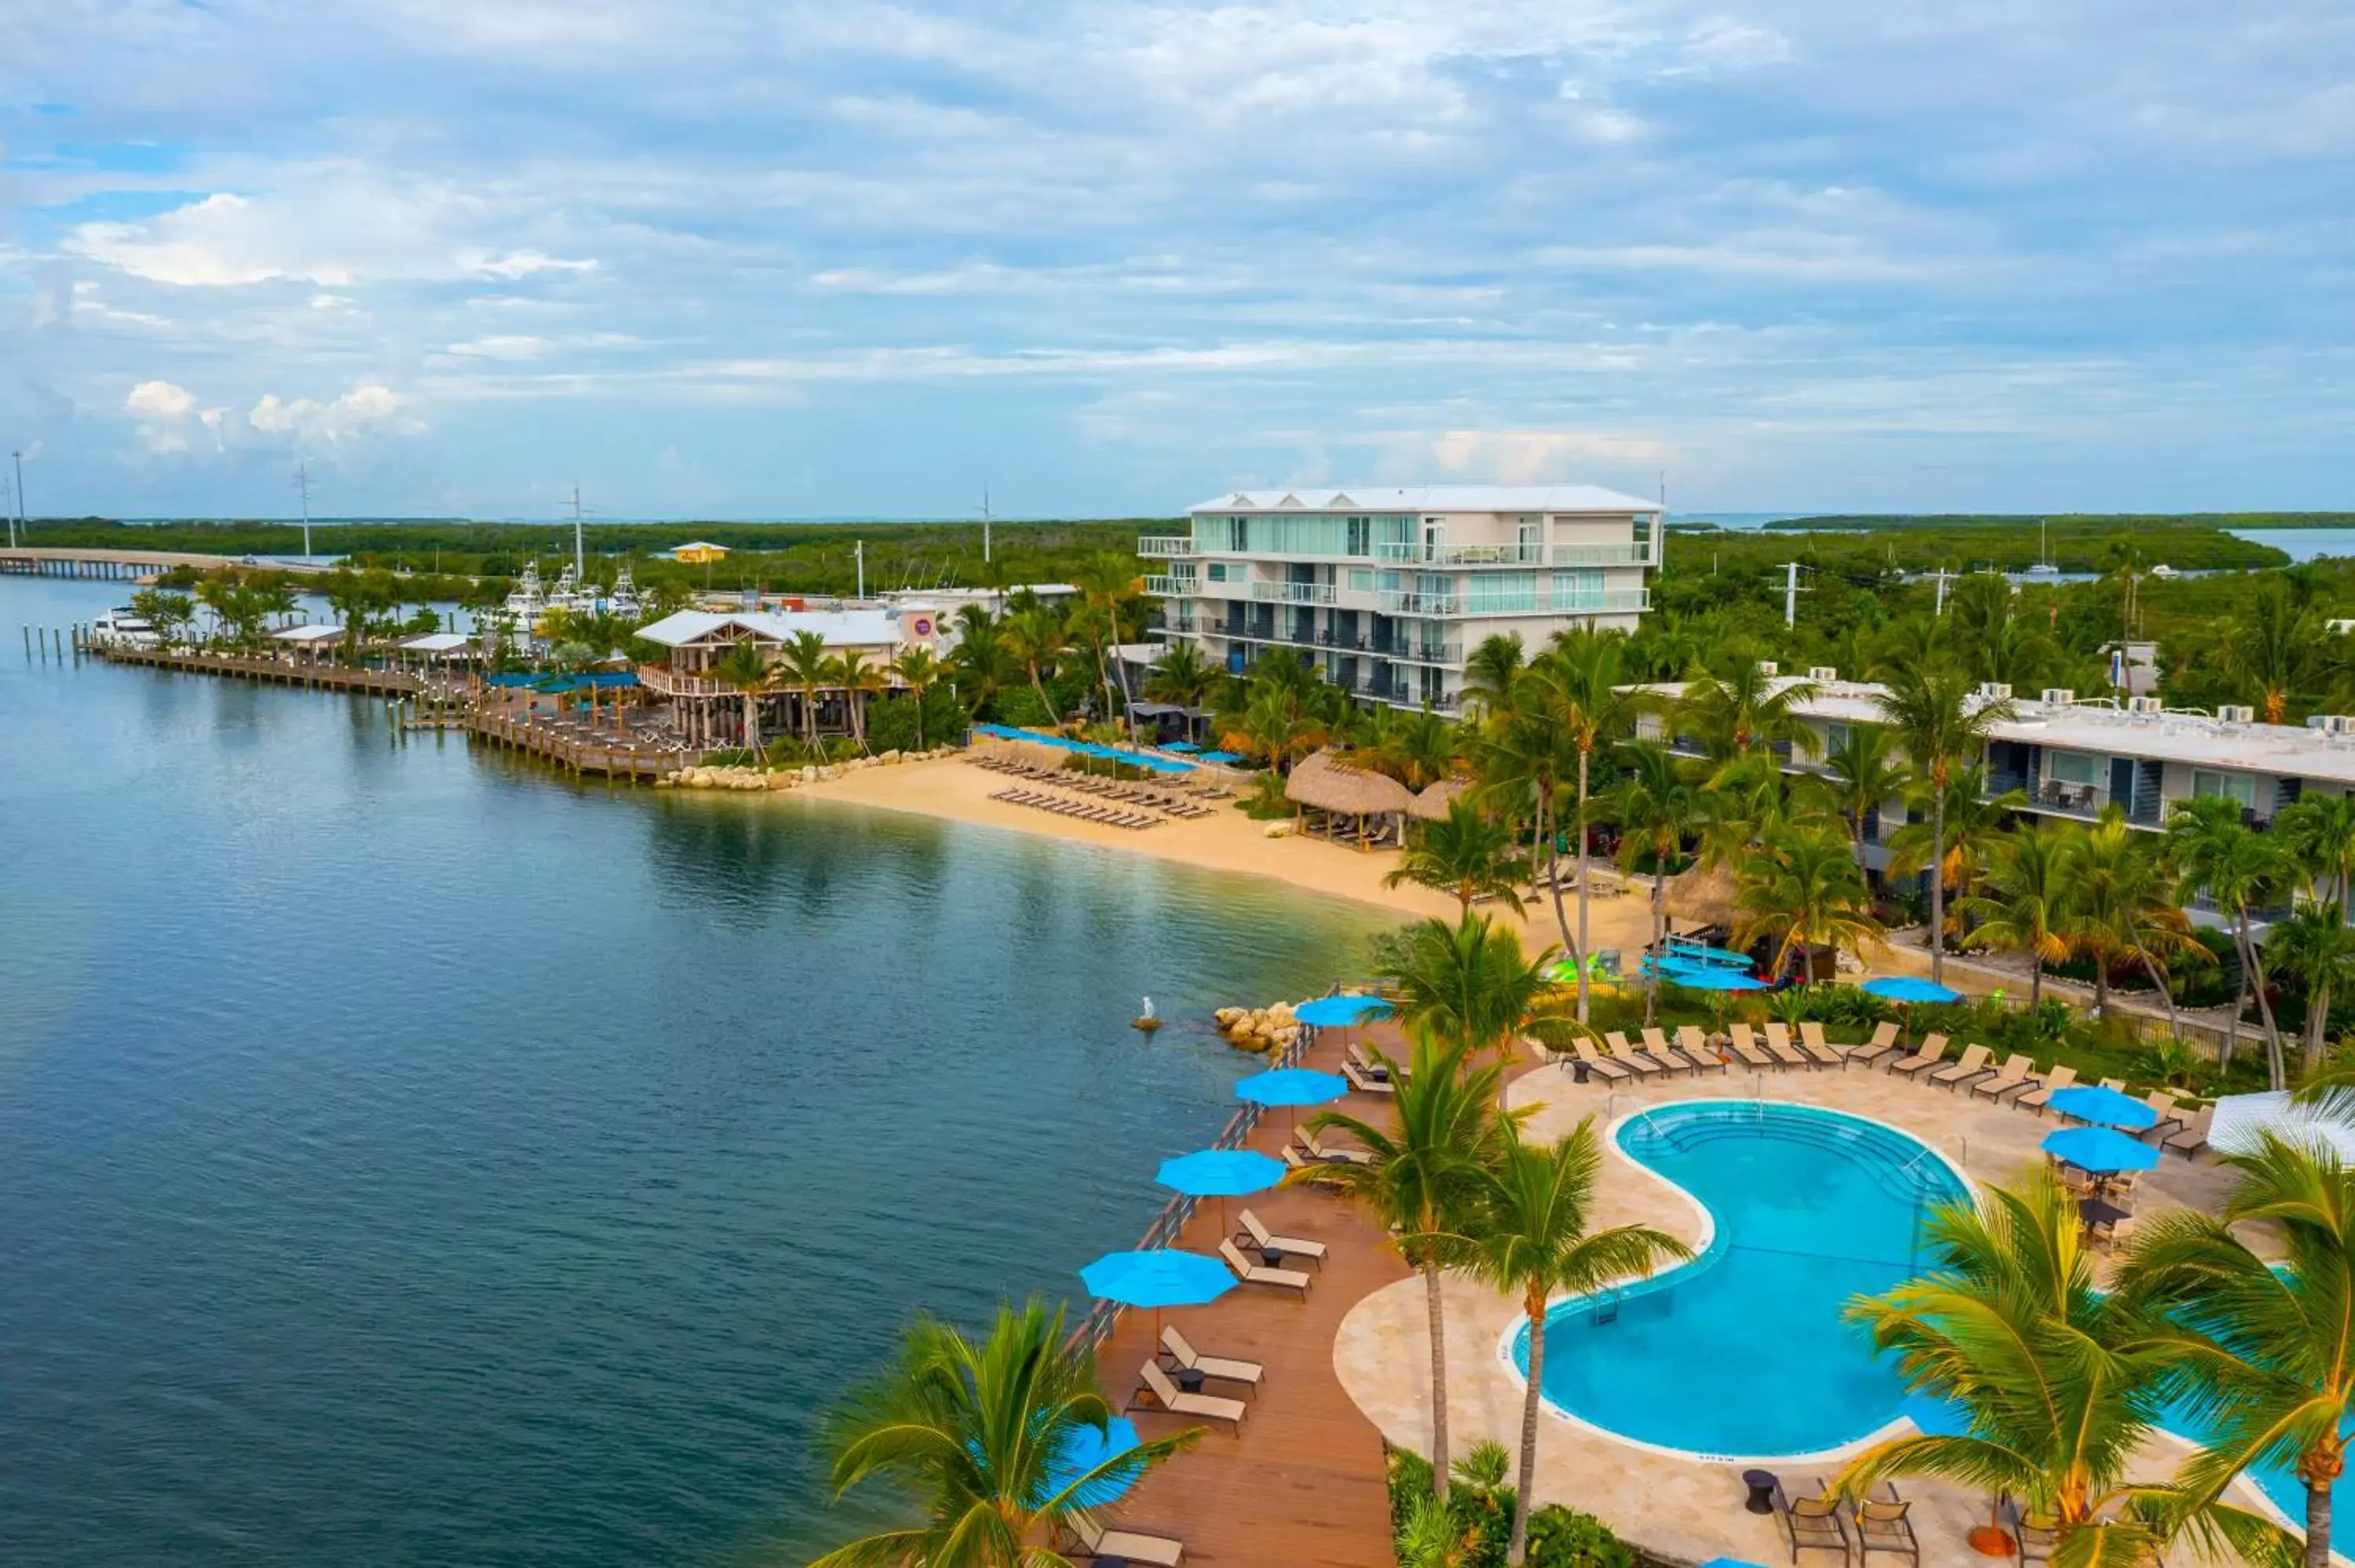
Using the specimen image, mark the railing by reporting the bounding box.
[1144,574,1200,597]
[1459,588,1652,617]
[1248,580,1337,606]
[1137,537,1196,557]
[1371,542,1545,567]
[1551,541,1654,567]
[635,662,737,698]
[1379,589,1459,615]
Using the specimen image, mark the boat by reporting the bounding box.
[2022,519,2061,575]
[89,607,159,647]
[502,561,548,628]
[2149,563,2179,579]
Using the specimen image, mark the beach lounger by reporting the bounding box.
[1849,1021,1903,1068]
[1599,1034,1664,1077]
[2163,1103,2214,1158]
[1293,1129,1371,1166]
[1161,1325,1264,1391]
[2006,1504,2057,1568]
[1761,1022,1811,1070]
[1674,1026,1725,1070]
[1970,1054,2039,1103]
[1795,1021,1845,1069]
[1342,1059,1395,1096]
[1652,1026,1725,1072]
[1849,1486,1920,1568]
[1238,1208,1326,1267]
[1570,1038,1633,1081]
[1888,1034,1950,1078]
[1930,1044,1994,1091]
[2014,1063,2078,1114]
[1609,1030,1687,1075]
[1137,1359,1248,1428]
[1724,1023,1776,1070]
[1218,1238,1311,1296]
[1068,1514,1185,1567]
[1774,1479,1853,1567]
[2135,1090,2185,1143]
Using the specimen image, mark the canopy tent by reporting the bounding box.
[2210,1090,2355,1161]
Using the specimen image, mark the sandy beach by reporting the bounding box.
[790,751,1662,958]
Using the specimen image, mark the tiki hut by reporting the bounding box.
[1659,859,1737,932]
[1285,750,1416,849]
[1408,776,1472,822]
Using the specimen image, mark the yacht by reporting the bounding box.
[2149,563,2180,579]
[89,607,159,647]
[502,561,548,626]
[2022,519,2061,575]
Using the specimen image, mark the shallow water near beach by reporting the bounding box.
[0,577,1384,1566]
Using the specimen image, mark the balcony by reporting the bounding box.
[1372,542,1546,567]
[1459,588,1652,618]
[1248,580,1337,606]
[1144,574,1200,597]
[1380,589,1459,614]
[1550,541,1655,567]
[1207,620,1462,668]
[1138,537,1196,557]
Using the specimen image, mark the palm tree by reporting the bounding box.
[1600,742,1704,1025]
[1884,763,2026,933]
[2266,907,2355,1077]
[812,1296,1202,1568]
[2071,809,2204,1033]
[1072,553,1145,735]
[2118,1136,2355,1568]
[1732,824,1885,983]
[1537,629,1641,1024]
[1809,722,1911,860]
[2104,535,2148,658]
[1836,1170,2295,1568]
[1469,1118,1691,1564]
[1141,640,1215,707]
[1294,1038,1507,1505]
[1391,708,1466,792]
[2276,791,2355,916]
[776,629,833,748]
[949,609,1017,714]
[1385,798,1531,917]
[2170,795,2293,1087]
[1002,606,1069,724]
[705,639,772,752]
[891,645,944,750]
[1369,911,1568,1068]
[829,647,885,753]
[1873,667,2015,984]
[1461,633,1526,718]
[1676,660,1819,760]
[1955,826,2081,1013]
[1472,680,1579,963]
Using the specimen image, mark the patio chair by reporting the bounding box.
[1293,1129,1371,1166]
[1848,1485,1919,1568]
[1675,1026,1726,1071]
[1066,1513,1185,1567]
[1930,1044,1995,1092]
[1237,1208,1327,1267]
[1342,1059,1396,1096]
[2163,1103,2215,1159]
[2014,1064,2079,1114]
[1610,1030,1688,1076]
[1218,1238,1312,1296]
[1796,1021,1846,1069]
[2090,1212,2139,1250]
[1774,1479,1853,1567]
[1136,1359,1249,1428]
[1724,1023,1776,1070]
[1568,1038,1632,1081]
[1848,1021,1904,1068]
[1161,1325,1264,1391]
[1888,1034,1951,1078]
[2006,1502,2058,1568]
[2138,1090,2185,1143]
[1970,1054,2040,1103]
[1652,1026,1726,1073]
[1761,1023,1810,1070]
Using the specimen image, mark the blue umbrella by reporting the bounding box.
[2043,1125,2161,1173]
[1665,940,1753,968]
[1163,742,1200,753]
[1294,994,1393,1027]
[1235,1067,1348,1106]
[1199,749,1243,764]
[1041,1415,1145,1508]
[2049,1085,2159,1130]
[1663,968,1766,993]
[1158,1147,1286,1234]
[1080,1248,1236,1309]
[1861,975,1964,1005]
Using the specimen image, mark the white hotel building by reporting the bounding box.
[1143,486,1664,710]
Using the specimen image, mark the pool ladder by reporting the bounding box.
[1592,1285,1624,1326]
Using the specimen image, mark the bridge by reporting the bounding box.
[0,548,338,582]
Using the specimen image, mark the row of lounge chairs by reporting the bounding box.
[1049,772,1219,818]
[1776,1477,1921,1568]
[1858,1034,2212,1158]
[988,787,1165,830]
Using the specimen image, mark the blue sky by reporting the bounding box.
[2,0,2350,520]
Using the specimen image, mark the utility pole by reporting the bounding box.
[292,458,313,559]
[855,540,866,600]
[10,450,24,548]
[1932,567,1953,616]
[1784,560,1802,629]
[569,483,586,579]
[978,486,993,565]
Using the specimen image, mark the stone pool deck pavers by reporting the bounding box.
[1332,1056,2275,1568]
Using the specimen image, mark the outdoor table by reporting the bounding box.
[2078,1197,2130,1228]
[1172,1367,1205,1394]
[1743,1469,1779,1515]
[1572,1059,1592,1084]
[1260,1247,1294,1271]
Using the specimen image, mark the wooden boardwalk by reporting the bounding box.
[1088,1023,1408,1566]
[89,643,423,695]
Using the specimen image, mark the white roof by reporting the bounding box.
[271,624,348,643]
[400,633,473,652]
[1188,485,1661,515]
[668,540,728,553]
[2211,1091,2355,1161]
[633,608,907,649]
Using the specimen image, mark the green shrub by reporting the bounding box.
[863,689,967,754]
[1240,770,1291,820]
[702,746,754,767]
[985,687,1055,728]
[1524,1506,1634,1568]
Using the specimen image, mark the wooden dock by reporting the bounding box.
[464,709,684,781]
[1079,1022,1408,1566]
[0,547,335,580]
[89,643,424,695]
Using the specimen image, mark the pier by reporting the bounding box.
[0,547,336,581]
[87,641,423,695]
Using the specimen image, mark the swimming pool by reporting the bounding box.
[1506,1099,1969,1460]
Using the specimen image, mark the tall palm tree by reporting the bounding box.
[2170,795,2293,1087]
[1384,798,1530,917]
[1461,633,1526,719]
[1071,552,1145,733]
[1732,824,1885,983]
[1294,1038,1508,1505]
[1600,742,1705,1024]
[1001,606,1069,724]
[812,1296,1201,1568]
[2266,907,2355,1078]
[890,645,944,750]
[705,639,772,752]
[1808,721,1911,861]
[829,647,885,753]
[1955,826,2082,1013]
[1676,661,1819,760]
[1473,680,1579,963]
[2071,809,2205,1034]
[1369,911,1568,1068]
[2276,791,2355,916]
[1538,629,1641,1023]
[1837,1171,2295,1568]
[777,629,833,748]
[1141,640,1215,707]
[2118,1136,2355,1568]
[1469,1118,1691,1564]
[1873,667,2015,984]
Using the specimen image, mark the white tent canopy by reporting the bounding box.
[2208,1090,2355,1161]
[270,624,348,644]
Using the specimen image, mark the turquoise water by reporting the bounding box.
[0,577,1383,1565]
[1512,1101,1965,1458]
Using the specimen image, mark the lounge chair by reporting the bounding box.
[1342,1059,1395,1096]
[1568,1038,1632,1081]
[1849,1021,1903,1068]
[1068,1515,1185,1567]
[1136,1359,1247,1429]
[1774,1479,1853,1567]
[1970,1054,2040,1103]
[1888,1034,1951,1078]
[1796,1021,1846,1069]
[1849,1486,1920,1568]
[1162,1325,1264,1391]
[2138,1090,2184,1143]
[1293,1129,1371,1166]
[2014,1064,2079,1114]
[1724,1023,1776,1070]
[1653,1026,1726,1073]
[1760,1022,1810,1070]
[1674,1026,1726,1071]
[1930,1044,1995,1092]
[1237,1208,1326,1267]
[1610,1030,1688,1076]
[2163,1103,2215,1158]
[1218,1238,1311,1296]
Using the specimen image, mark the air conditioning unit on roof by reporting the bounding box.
[2040,688,2075,706]
[1808,665,1838,682]
[2129,696,2163,714]
[2217,704,2255,724]
[1757,660,1779,677]
[1978,682,2013,701]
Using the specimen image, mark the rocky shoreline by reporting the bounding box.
[656,750,915,792]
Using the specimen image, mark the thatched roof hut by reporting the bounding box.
[1408,776,1471,822]
[1660,859,1737,928]
[1284,751,1416,817]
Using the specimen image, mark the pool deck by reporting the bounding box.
[1331,1054,2274,1568]
[1093,1021,1408,1566]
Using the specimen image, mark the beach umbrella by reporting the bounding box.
[1664,939,1752,969]
[1163,742,1200,753]
[2048,1085,2159,1130]
[1663,965,1767,1035]
[1157,1148,1286,1234]
[1294,994,1392,1028]
[1860,976,1964,1005]
[1079,1247,1236,1341]
[1235,1065,1348,1136]
[1198,749,1243,764]
[2041,1125,2161,1174]
[1040,1415,1146,1508]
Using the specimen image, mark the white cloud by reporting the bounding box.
[125,380,204,450]
[248,383,424,443]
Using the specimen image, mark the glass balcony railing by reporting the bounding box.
[1371,542,1546,567]
[1550,541,1654,567]
[1379,589,1459,614]
[1137,537,1195,557]
[1248,581,1338,606]
[1458,588,1652,617]
[1143,574,1199,596]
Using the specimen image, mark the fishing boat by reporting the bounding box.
[89,607,159,647]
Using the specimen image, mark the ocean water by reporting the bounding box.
[2226,527,2355,563]
[0,577,1383,1566]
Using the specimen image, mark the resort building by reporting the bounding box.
[1144,486,1663,711]
[633,607,940,747]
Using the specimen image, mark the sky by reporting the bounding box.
[2,0,2350,521]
